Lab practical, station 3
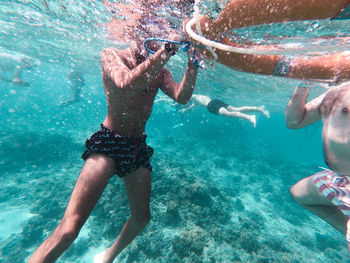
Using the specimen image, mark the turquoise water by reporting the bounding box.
[1,1,349,262]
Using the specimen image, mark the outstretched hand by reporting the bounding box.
[164,42,178,56]
[186,47,204,69]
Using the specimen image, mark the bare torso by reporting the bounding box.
[101,47,167,138]
[322,88,350,175]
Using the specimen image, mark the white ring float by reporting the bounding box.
[185,17,350,56]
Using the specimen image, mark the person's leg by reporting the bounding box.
[290,175,347,235]
[28,154,115,263]
[218,107,256,127]
[100,167,151,263]
[226,105,270,118]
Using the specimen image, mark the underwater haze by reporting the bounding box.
[0,0,349,262]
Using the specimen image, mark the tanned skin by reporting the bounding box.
[286,82,350,256]
[28,42,198,263]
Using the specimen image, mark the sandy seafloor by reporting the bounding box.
[0,54,349,263]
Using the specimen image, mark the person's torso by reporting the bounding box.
[322,87,350,175]
[102,69,164,138]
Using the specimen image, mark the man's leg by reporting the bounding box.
[28,154,115,263]
[290,175,347,235]
[226,105,270,118]
[218,107,256,127]
[102,167,151,263]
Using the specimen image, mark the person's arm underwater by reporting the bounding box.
[160,48,199,105]
[285,83,325,129]
[193,0,350,41]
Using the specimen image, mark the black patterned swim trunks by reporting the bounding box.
[207,99,229,115]
[82,124,153,178]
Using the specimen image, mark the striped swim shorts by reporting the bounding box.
[313,169,350,241]
[82,124,153,178]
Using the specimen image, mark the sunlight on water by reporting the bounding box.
[0,0,113,71]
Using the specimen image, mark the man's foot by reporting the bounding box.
[249,115,256,128]
[258,106,270,118]
[93,251,105,263]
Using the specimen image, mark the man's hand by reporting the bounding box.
[164,43,177,56]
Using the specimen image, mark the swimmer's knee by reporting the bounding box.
[289,180,309,205]
[132,211,151,228]
[290,184,302,203]
[143,214,151,227]
[57,215,84,243]
[139,212,151,226]
[290,176,319,205]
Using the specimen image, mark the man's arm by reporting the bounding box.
[101,45,175,96]
[285,83,326,129]
[160,57,199,105]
